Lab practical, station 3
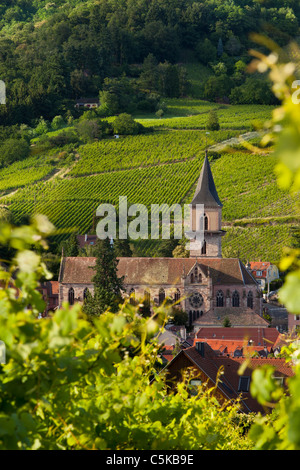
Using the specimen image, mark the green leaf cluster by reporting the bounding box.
[0,219,252,450]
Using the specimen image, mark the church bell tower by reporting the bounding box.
[188,152,225,258]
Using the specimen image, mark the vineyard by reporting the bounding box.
[0,155,54,194]
[135,103,274,130]
[1,98,298,264]
[69,129,240,176]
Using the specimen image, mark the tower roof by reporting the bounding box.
[191,152,223,207]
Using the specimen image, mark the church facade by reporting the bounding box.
[58,154,266,328]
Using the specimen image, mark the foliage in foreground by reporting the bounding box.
[0,218,252,450]
[242,40,300,450]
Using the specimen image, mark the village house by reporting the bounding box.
[288,313,300,334]
[38,281,59,317]
[159,326,284,365]
[163,340,293,414]
[75,98,100,109]
[58,153,265,328]
[77,234,98,249]
[247,261,280,292]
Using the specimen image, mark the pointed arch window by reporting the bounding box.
[129,288,135,305]
[247,291,253,309]
[83,287,89,300]
[190,273,194,284]
[232,290,240,307]
[68,287,75,305]
[144,289,150,308]
[201,240,206,255]
[174,288,181,303]
[159,288,165,305]
[216,290,224,307]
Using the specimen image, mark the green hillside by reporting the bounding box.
[1,96,298,265]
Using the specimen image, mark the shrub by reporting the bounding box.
[0,138,30,167]
[112,113,141,135]
[206,110,220,131]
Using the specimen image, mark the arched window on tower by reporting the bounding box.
[216,290,224,307]
[68,287,75,305]
[232,291,240,307]
[247,291,253,309]
[204,214,208,231]
[159,288,165,305]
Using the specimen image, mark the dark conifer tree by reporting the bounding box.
[113,238,133,257]
[83,238,124,318]
[64,232,79,257]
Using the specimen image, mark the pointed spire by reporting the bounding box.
[191,151,222,207]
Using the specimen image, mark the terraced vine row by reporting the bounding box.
[1,99,296,262]
[0,155,53,194]
[222,225,294,263]
[211,152,300,221]
[5,158,202,240]
[69,129,240,177]
[136,104,274,130]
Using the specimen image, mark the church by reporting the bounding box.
[58,154,267,328]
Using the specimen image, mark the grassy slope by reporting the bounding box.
[1,67,298,264]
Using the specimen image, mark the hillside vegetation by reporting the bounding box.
[0,96,298,265]
[0,0,299,267]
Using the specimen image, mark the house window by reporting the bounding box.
[247,291,253,309]
[159,288,165,305]
[232,291,240,307]
[294,315,300,321]
[256,270,262,276]
[216,290,224,307]
[190,379,202,396]
[273,376,284,387]
[68,287,75,305]
[238,376,250,392]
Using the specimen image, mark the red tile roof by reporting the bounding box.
[196,327,281,347]
[49,281,59,295]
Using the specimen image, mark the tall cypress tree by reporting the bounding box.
[64,232,79,257]
[83,238,124,318]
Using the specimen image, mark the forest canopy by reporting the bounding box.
[0,0,298,125]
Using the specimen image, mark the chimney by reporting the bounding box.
[180,327,186,340]
[196,341,205,357]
